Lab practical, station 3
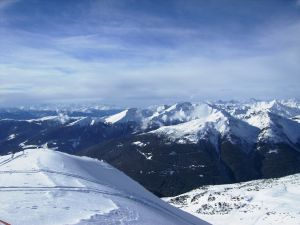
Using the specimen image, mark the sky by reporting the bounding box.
[0,0,300,107]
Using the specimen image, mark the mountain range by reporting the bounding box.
[0,99,300,197]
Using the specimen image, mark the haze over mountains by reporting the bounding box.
[1,99,300,197]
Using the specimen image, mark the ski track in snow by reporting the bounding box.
[0,149,208,225]
[0,152,26,167]
[0,185,200,225]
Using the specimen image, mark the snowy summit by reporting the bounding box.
[0,148,208,225]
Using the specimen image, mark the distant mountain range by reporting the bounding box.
[0,99,300,197]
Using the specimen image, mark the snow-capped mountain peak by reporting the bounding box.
[105,109,129,124]
[150,106,259,152]
[100,99,300,149]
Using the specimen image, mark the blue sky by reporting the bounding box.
[0,0,300,106]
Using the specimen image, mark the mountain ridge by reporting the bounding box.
[1,99,300,197]
[0,148,208,225]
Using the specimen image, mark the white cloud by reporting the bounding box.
[0,1,300,106]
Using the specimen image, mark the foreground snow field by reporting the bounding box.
[0,149,208,225]
[164,174,300,225]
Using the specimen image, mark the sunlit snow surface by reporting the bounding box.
[164,174,300,225]
[100,100,300,146]
[0,149,208,225]
[105,109,128,124]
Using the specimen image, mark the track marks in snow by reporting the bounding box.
[0,152,25,167]
[0,169,113,189]
[0,170,202,225]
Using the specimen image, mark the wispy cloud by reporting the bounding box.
[0,0,300,106]
[0,0,18,9]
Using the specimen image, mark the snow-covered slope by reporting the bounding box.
[0,149,208,225]
[164,173,300,225]
[4,100,299,149]
[150,107,259,151]
[81,100,300,198]
[146,100,300,147]
[103,103,215,126]
[104,108,153,126]
[99,100,300,151]
[219,100,300,144]
[148,102,212,125]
